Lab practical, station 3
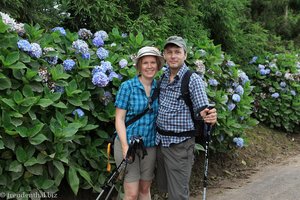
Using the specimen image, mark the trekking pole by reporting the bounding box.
[202,104,215,200]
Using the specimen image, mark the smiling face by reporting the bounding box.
[137,55,159,79]
[163,44,187,72]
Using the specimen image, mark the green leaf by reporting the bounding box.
[0,140,4,149]
[22,85,34,97]
[0,19,9,33]
[0,74,12,90]
[37,98,54,108]
[53,102,67,108]
[68,98,83,106]
[28,121,44,137]
[50,65,70,80]
[29,134,48,145]
[53,160,65,175]
[1,98,17,110]
[63,123,82,138]
[7,61,27,69]
[14,90,24,104]
[68,168,79,195]
[9,160,23,172]
[4,51,20,66]
[16,146,28,163]
[27,164,43,175]
[15,126,29,137]
[24,157,39,167]
[77,168,92,185]
[21,97,39,107]
[136,32,144,45]
[80,124,99,131]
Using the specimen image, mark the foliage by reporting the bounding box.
[247,53,300,132]
[0,13,257,195]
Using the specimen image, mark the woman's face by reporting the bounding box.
[138,55,159,79]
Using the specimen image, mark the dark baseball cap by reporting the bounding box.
[164,36,187,52]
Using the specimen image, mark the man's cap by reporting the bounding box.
[133,46,164,70]
[164,36,187,51]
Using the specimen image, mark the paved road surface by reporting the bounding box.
[191,154,300,200]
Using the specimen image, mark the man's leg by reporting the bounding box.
[161,138,195,200]
[156,145,168,193]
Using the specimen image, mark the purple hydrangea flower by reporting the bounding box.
[233,137,244,148]
[72,39,89,54]
[208,78,219,86]
[275,71,282,77]
[63,59,76,71]
[119,59,128,68]
[46,56,58,65]
[17,40,32,52]
[108,71,119,81]
[226,61,235,67]
[121,33,128,38]
[101,91,113,105]
[232,94,241,102]
[271,93,280,98]
[92,66,102,76]
[82,52,90,60]
[92,72,109,87]
[279,81,286,88]
[29,43,42,58]
[78,28,92,40]
[249,56,258,64]
[52,27,66,36]
[238,70,249,85]
[72,108,85,118]
[96,47,109,60]
[235,85,244,95]
[258,64,265,69]
[94,30,108,41]
[92,36,104,47]
[101,61,113,72]
[291,90,296,96]
[227,102,236,111]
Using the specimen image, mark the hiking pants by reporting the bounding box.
[156,138,195,200]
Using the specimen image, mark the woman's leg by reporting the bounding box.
[124,181,139,200]
[138,180,152,200]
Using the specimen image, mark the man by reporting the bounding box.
[156,36,217,200]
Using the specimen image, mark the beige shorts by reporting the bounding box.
[114,137,156,183]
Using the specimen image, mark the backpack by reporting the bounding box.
[158,70,205,142]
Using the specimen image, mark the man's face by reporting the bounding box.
[163,44,187,70]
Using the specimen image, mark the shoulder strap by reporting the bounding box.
[125,86,159,127]
[181,70,194,118]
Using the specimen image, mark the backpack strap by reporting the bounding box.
[180,70,194,120]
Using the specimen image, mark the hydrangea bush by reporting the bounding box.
[248,54,300,132]
[0,12,255,196]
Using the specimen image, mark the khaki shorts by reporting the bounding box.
[114,137,156,183]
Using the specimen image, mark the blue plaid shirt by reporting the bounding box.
[156,64,209,147]
[115,75,158,147]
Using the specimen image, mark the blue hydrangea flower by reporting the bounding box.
[92,66,101,76]
[119,59,128,68]
[29,43,42,58]
[63,59,76,71]
[111,43,117,47]
[258,64,265,69]
[109,71,119,81]
[238,70,249,85]
[101,91,113,105]
[226,61,235,67]
[72,108,85,118]
[121,33,128,38]
[92,36,104,47]
[52,27,66,36]
[92,72,109,87]
[72,39,89,54]
[291,90,296,96]
[94,30,109,41]
[17,39,32,52]
[235,85,244,95]
[279,81,286,88]
[82,52,90,60]
[227,102,236,111]
[271,93,280,98]
[232,94,241,102]
[46,56,58,65]
[96,47,109,60]
[78,28,92,40]
[198,49,206,57]
[101,61,113,72]
[233,137,244,148]
[208,78,219,86]
[275,71,282,77]
[249,56,258,64]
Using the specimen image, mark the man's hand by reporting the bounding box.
[200,108,217,125]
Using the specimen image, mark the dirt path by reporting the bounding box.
[191,153,300,200]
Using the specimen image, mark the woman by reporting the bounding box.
[114,46,164,200]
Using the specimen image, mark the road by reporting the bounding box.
[191,154,300,200]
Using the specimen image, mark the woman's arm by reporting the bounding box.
[115,107,129,159]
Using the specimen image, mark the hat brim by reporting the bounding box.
[164,41,185,50]
[133,53,165,70]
